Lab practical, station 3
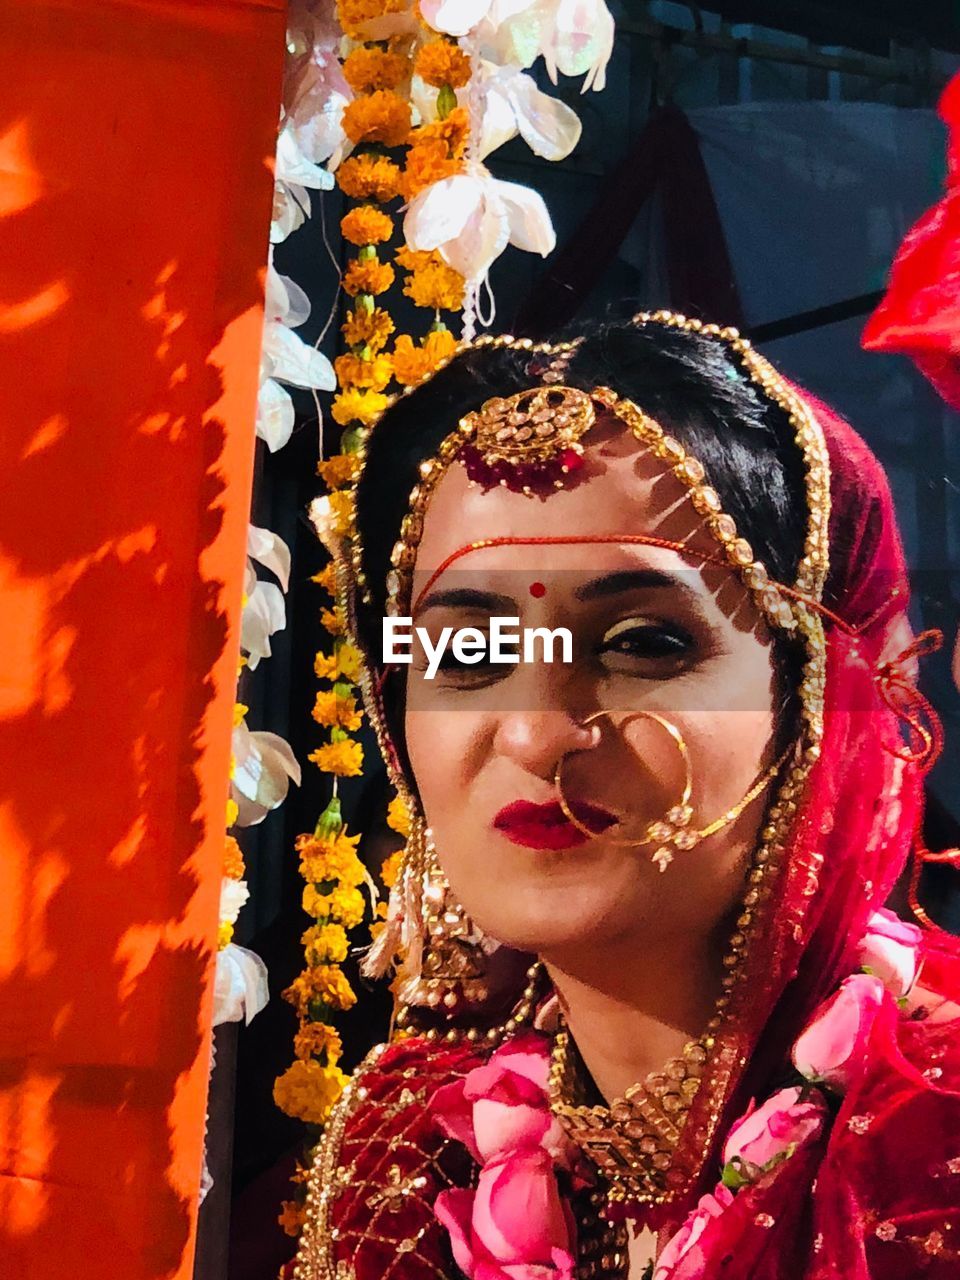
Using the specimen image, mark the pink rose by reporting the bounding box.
[435,1150,576,1280]
[792,973,887,1091]
[433,1036,574,1168]
[432,1036,579,1279]
[857,908,922,997]
[652,1185,734,1279]
[721,1085,827,1173]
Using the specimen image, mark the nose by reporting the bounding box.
[492,708,600,783]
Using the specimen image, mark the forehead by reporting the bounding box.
[413,414,714,580]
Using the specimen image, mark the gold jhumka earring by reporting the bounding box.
[554,708,792,872]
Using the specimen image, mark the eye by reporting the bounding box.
[597,618,695,671]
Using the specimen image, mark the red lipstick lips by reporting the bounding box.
[493,799,617,851]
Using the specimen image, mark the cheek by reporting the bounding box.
[404,707,479,816]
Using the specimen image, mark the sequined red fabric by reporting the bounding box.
[321,1038,487,1280]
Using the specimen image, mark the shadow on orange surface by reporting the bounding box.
[0,3,284,1276]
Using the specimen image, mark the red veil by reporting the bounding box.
[666,392,960,1277]
[296,388,960,1280]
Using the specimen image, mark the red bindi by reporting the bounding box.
[529,581,546,598]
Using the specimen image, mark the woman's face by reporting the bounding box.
[402,417,784,964]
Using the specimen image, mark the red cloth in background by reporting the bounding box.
[862,72,960,406]
[0,3,283,1277]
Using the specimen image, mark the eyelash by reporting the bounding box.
[422,620,696,682]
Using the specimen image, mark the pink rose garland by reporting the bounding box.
[431,1034,580,1280]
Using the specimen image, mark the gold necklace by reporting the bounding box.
[548,1017,708,1212]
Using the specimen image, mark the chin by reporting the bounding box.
[470,888,637,958]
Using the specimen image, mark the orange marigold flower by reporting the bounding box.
[314,642,362,682]
[334,352,393,391]
[415,40,472,89]
[390,334,434,387]
[311,563,338,594]
[424,326,457,362]
[301,923,350,966]
[342,91,411,148]
[226,796,239,827]
[336,0,407,40]
[223,834,245,880]
[320,606,344,636]
[402,141,461,199]
[317,453,361,490]
[312,688,362,732]
[331,387,390,427]
[386,795,411,838]
[391,329,457,385]
[404,262,465,311]
[325,488,354,535]
[218,920,234,950]
[293,1020,344,1063]
[411,106,469,158]
[342,305,395,351]
[336,154,402,203]
[340,204,394,247]
[278,1200,305,1237]
[343,46,408,93]
[295,828,362,861]
[395,245,438,273]
[308,738,364,777]
[381,848,405,890]
[273,1058,348,1125]
[343,256,395,298]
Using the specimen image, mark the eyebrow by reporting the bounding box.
[573,568,704,604]
[415,586,516,617]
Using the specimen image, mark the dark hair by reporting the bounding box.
[353,320,809,763]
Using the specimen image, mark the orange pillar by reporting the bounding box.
[0,3,284,1276]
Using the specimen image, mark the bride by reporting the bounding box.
[294,311,960,1279]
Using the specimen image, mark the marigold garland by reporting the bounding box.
[279,0,476,1247]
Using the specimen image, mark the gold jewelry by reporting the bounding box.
[554,710,692,872]
[554,708,792,872]
[548,1014,707,1210]
[323,314,830,1202]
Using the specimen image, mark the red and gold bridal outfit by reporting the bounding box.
[295,316,960,1280]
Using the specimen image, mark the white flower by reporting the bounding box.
[271,127,334,245]
[477,62,582,160]
[247,523,291,593]
[421,0,536,39]
[480,0,614,93]
[213,943,270,1026]
[257,262,335,452]
[241,559,286,669]
[307,493,347,557]
[255,378,297,453]
[219,876,251,927]
[403,163,556,281]
[231,720,302,826]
